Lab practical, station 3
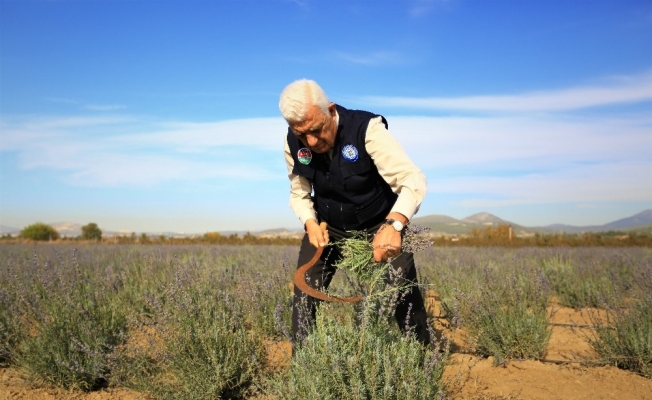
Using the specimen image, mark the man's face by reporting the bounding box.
[289,103,337,154]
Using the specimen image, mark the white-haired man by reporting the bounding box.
[280,79,430,347]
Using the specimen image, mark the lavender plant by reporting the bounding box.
[264,305,448,400]
[264,225,448,399]
[238,261,294,339]
[12,248,127,390]
[542,255,616,309]
[0,286,23,366]
[117,284,266,399]
[588,262,652,378]
[455,269,551,365]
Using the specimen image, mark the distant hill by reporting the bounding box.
[0,225,20,235]
[50,222,82,237]
[602,209,652,230]
[462,212,514,225]
[540,209,652,234]
[413,211,541,237]
[413,209,652,237]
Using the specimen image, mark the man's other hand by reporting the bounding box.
[373,212,407,262]
[306,219,329,248]
[373,224,402,262]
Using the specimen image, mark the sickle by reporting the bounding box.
[292,223,363,303]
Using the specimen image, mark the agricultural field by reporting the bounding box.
[1,244,651,399]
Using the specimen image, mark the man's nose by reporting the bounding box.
[306,134,319,147]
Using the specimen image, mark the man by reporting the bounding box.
[280,79,430,346]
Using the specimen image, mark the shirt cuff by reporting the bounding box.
[297,209,318,227]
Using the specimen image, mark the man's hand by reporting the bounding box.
[373,212,407,262]
[305,219,329,248]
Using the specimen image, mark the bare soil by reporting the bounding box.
[2,296,650,400]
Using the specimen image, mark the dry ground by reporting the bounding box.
[2,295,651,400]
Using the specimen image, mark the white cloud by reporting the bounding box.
[408,0,451,17]
[45,97,78,104]
[385,114,651,206]
[0,115,287,187]
[333,51,404,66]
[388,114,651,169]
[122,118,287,151]
[362,70,652,111]
[288,0,309,9]
[434,162,650,206]
[84,104,127,111]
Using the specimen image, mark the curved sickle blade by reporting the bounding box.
[292,224,363,304]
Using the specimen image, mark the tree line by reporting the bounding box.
[2,222,302,246]
[3,222,651,247]
[432,224,652,247]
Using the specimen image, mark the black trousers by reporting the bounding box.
[291,222,431,347]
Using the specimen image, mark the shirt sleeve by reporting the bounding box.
[365,116,427,221]
[284,138,318,225]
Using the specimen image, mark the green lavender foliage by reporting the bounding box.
[265,305,448,400]
[542,256,616,309]
[116,284,266,399]
[588,266,652,378]
[0,287,24,366]
[456,273,551,365]
[238,262,294,339]
[333,231,383,287]
[590,300,652,378]
[427,254,552,365]
[333,225,432,295]
[14,249,127,391]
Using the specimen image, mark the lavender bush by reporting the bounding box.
[264,304,448,400]
[116,284,266,399]
[8,248,127,390]
[588,261,652,378]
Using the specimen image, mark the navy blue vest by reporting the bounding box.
[287,105,398,231]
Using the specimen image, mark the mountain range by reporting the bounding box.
[1,209,651,238]
[412,209,652,236]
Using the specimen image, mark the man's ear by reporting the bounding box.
[328,102,336,116]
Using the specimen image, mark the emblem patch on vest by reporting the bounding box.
[341,144,359,162]
[297,148,313,165]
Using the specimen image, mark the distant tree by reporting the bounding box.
[203,232,222,244]
[20,222,60,241]
[81,222,102,241]
[140,233,150,244]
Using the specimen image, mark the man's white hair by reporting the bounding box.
[279,79,330,123]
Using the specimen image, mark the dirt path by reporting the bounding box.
[2,299,650,399]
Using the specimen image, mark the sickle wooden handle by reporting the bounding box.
[292,222,363,303]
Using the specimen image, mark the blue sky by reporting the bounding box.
[1,0,651,233]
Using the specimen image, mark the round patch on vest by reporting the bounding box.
[297,148,313,165]
[341,144,359,162]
